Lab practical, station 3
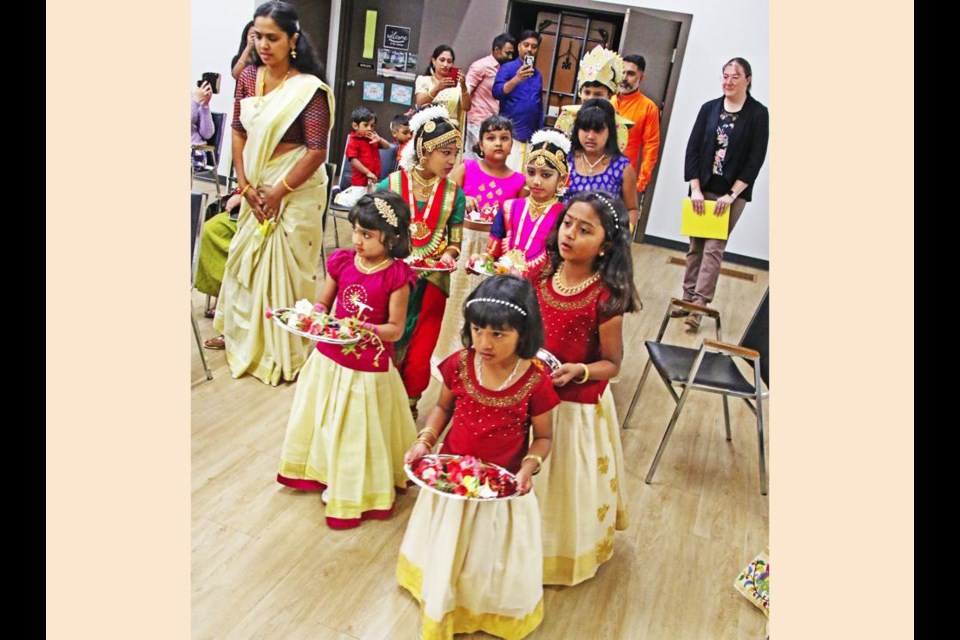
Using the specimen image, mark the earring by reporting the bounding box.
[291,49,297,59]
[599,251,605,257]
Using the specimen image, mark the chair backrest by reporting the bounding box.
[205,112,227,166]
[379,144,398,178]
[739,288,770,387]
[191,191,208,281]
[337,149,353,192]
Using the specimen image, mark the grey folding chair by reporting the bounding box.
[319,161,338,278]
[191,191,213,381]
[327,146,354,248]
[626,290,770,494]
[191,112,227,199]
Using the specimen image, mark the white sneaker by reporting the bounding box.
[321,489,330,504]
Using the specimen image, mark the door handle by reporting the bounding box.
[346,80,356,88]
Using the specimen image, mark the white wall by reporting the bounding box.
[603,0,770,261]
[190,0,263,176]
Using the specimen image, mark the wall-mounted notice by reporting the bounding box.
[383,24,411,51]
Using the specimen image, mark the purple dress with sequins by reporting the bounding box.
[566,154,630,200]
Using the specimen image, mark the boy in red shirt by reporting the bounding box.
[346,106,391,187]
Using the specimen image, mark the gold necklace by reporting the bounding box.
[579,152,607,175]
[354,254,390,274]
[553,261,600,296]
[256,68,292,106]
[475,354,522,391]
[412,169,439,190]
[526,196,558,220]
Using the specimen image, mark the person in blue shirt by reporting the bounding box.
[493,30,544,172]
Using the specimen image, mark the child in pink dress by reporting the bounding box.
[398,275,559,640]
[277,191,419,529]
[486,129,570,281]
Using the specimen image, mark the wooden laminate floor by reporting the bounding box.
[191,184,770,639]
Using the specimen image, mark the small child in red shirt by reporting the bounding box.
[346,106,391,187]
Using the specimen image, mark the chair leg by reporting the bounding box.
[755,392,767,495]
[645,382,695,485]
[621,359,653,429]
[191,311,213,381]
[722,395,732,441]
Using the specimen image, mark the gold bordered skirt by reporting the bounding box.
[535,386,628,585]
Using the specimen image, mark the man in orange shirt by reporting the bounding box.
[612,54,660,214]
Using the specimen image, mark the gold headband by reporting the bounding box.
[526,148,568,177]
[416,121,463,158]
[373,197,399,228]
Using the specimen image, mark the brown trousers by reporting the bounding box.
[682,191,747,305]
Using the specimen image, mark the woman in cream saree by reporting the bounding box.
[212,1,335,386]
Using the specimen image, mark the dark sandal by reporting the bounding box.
[204,308,216,319]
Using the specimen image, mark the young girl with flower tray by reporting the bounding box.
[534,191,642,585]
[397,275,559,640]
[276,191,419,529]
[482,128,570,282]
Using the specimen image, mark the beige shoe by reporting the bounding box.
[684,313,701,332]
[670,307,691,318]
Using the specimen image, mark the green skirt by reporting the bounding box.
[194,212,238,297]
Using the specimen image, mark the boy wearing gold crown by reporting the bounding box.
[553,46,634,152]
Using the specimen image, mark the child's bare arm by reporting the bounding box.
[404,385,454,464]
[349,157,378,182]
[552,315,624,386]
[515,409,553,494]
[364,283,409,342]
[314,272,339,313]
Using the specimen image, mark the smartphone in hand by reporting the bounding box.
[198,72,222,94]
[446,66,460,80]
[523,55,535,67]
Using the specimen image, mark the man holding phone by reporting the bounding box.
[463,33,516,160]
[492,30,544,172]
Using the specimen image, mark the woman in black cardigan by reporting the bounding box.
[679,57,769,331]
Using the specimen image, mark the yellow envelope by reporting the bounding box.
[681,198,730,240]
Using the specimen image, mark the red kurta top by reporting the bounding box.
[537,276,618,404]
[438,349,560,473]
[316,250,417,372]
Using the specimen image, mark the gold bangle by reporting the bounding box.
[415,437,434,448]
[281,177,295,192]
[521,454,543,475]
[417,428,438,443]
[239,184,252,197]
[445,245,461,259]
[577,363,590,384]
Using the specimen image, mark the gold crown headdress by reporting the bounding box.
[399,105,463,170]
[577,46,624,95]
[526,129,572,178]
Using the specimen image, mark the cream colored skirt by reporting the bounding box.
[214,151,326,386]
[397,489,544,640]
[277,349,418,528]
[535,387,628,585]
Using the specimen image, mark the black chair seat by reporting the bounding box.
[645,341,756,395]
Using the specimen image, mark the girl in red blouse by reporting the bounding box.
[534,190,642,586]
[398,275,558,640]
[276,191,419,529]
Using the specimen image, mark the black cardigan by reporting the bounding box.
[684,94,769,202]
